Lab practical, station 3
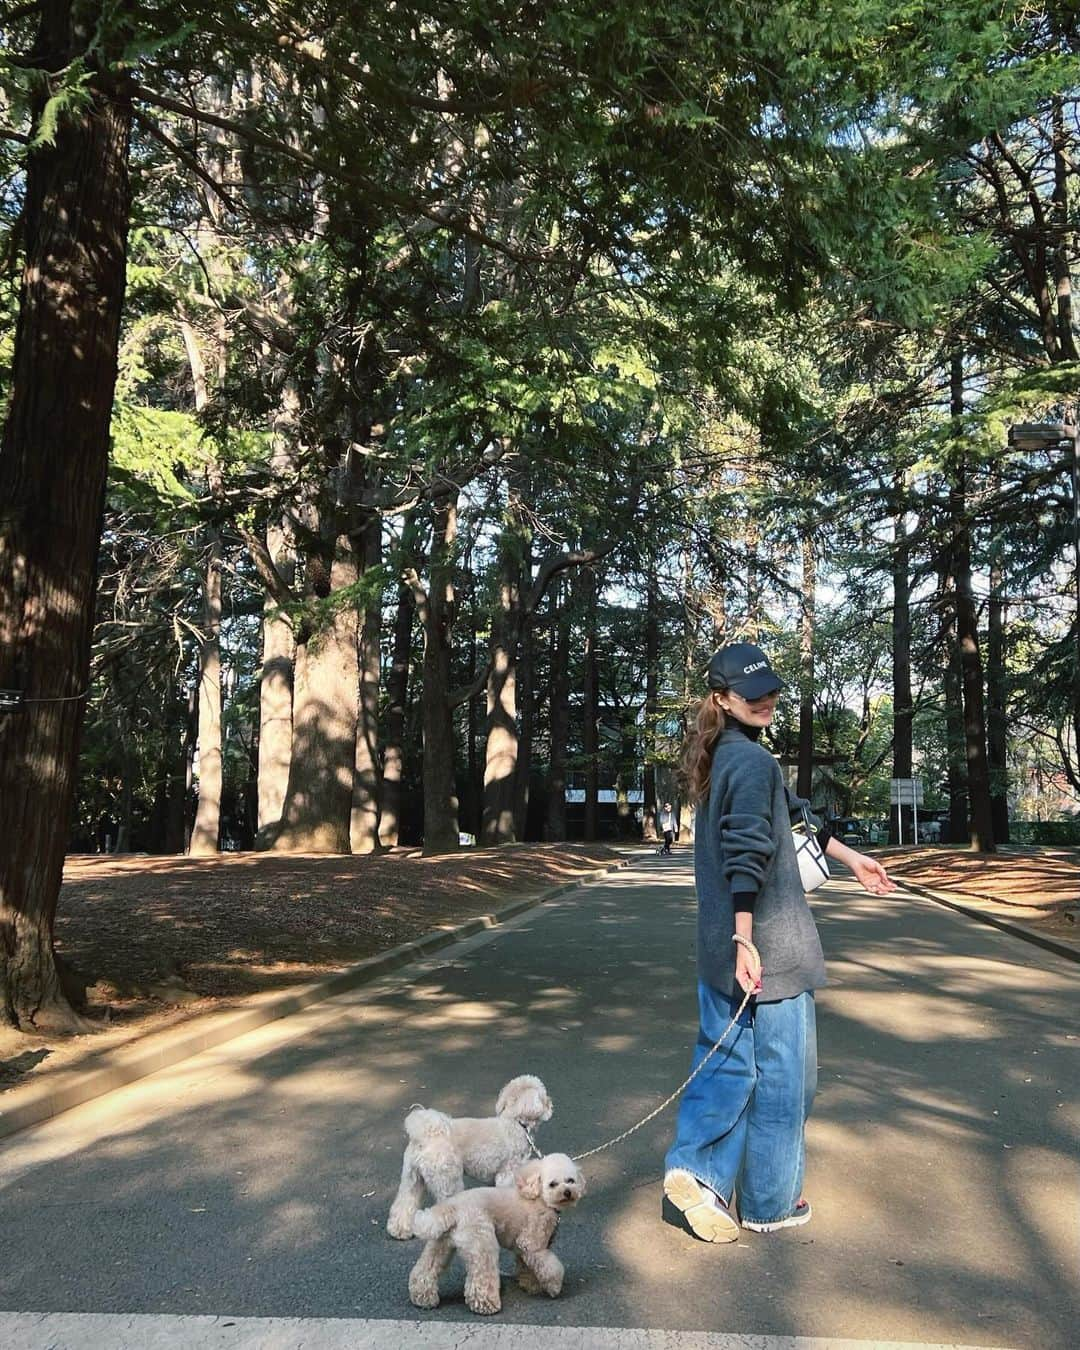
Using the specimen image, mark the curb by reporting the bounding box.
[896,878,1080,964]
[0,858,630,1142]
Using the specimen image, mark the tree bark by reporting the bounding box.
[272,535,359,853]
[891,480,914,844]
[642,567,660,841]
[581,568,600,842]
[545,580,570,842]
[351,513,383,853]
[1051,96,1079,362]
[514,613,535,841]
[379,575,414,849]
[0,1,132,1029]
[256,383,299,843]
[256,516,295,842]
[482,535,524,845]
[189,534,224,854]
[941,592,969,846]
[949,350,995,852]
[679,540,697,842]
[408,497,461,853]
[796,532,816,800]
[986,488,1010,843]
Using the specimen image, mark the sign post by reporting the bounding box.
[890,778,924,845]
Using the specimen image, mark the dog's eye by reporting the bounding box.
[548,1180,558,1187]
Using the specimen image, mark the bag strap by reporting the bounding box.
[792,803,817,836]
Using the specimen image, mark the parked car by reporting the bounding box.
[830,817,867,846]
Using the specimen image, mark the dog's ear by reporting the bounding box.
[574,1169,586,1198]
[531,1087,554,1123]
[515,1160,543,1200]
[495,1079,514,1117]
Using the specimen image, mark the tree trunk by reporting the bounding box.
[949,350,995,852]
[1051,96,1079,362]
[679,540,697,842]
[796,532,816,800]
[581,569,600,842]
[986,492,1010,844]
[514,614,535,841]
[189,535,224,855]
[256,517,295,843]
[942,598,969,847]
[482,537,524,845]
[273,537,359,853]
[0,3,132,1029]
[891,481,914,844]
[745,515,761,636]
[643,568,660,841]
[464,612,481,838]
[545,580,570,842]
[256,382,299,843]
[408,498,461,853]
[379,578,414,849]
[351,514,382,853]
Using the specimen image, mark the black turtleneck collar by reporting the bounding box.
[725,716,763,742]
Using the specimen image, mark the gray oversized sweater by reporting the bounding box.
[695,727,827,1001]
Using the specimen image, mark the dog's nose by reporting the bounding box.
[562,1189,573,1200]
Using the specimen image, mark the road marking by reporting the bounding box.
[0,1312,1018,1350]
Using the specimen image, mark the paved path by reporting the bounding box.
[1,857,1076,1349]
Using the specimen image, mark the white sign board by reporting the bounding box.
[890,777,924,806]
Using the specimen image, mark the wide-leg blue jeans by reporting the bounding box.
[664,982,817,1225]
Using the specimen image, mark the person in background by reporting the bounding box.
[662,641,895,1242]
[659,801,676,855]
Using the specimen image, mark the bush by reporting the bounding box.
[1010,820,1080,846]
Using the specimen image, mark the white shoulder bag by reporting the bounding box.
[792,805,830,891]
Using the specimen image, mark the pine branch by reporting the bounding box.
[128,82,552,266]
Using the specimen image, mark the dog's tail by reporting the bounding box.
[403,1106,453,1143]
[412,1203,455,1240]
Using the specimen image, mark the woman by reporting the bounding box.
[662,641,894,1242]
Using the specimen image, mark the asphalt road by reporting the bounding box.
[1,855,1076,1349]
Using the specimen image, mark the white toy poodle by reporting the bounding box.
[408,1152,585,1315]
[386,1074,553,1240]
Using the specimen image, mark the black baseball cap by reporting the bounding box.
[706,643,785,699]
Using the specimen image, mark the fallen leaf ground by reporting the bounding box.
[1,843,622,1091]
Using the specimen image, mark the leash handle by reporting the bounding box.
[731,932,763,991]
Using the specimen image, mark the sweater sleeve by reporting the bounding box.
[718,754,778,895]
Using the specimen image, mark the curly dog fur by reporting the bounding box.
[408,1153,585,1315]
[387,1074,552,1240]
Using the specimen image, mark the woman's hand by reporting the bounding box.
[825,836,897,895]
[734,942,763,995]
[850,853,896,895]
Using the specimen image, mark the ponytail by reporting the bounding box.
[679,693,726,805]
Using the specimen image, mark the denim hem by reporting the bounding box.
[740,1203,804,1224]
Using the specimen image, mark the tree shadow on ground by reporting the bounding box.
[0,862,1074,1346]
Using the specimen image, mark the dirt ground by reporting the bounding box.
[0,843,623,1093]
[879,843,1080,938]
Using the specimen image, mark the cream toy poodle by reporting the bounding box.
[386,1074,553,1240]
[408,1152,585,1315]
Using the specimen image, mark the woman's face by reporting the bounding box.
[717,687,780,728]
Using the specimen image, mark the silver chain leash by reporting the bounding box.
[570,936,760,1162]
